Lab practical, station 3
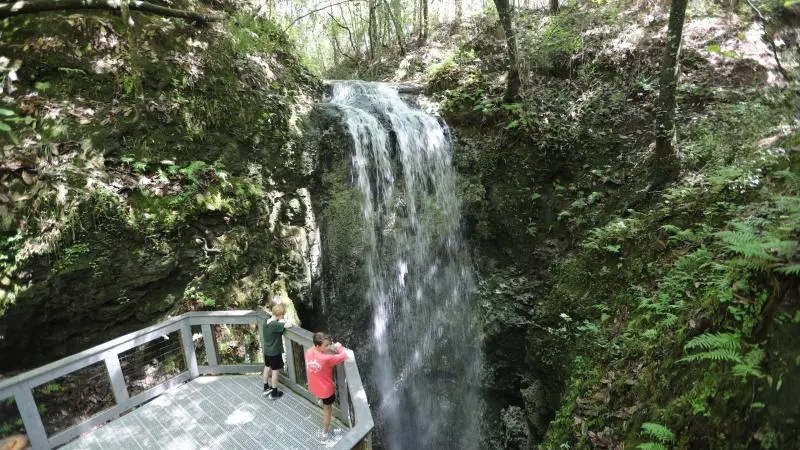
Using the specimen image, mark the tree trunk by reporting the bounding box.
[382,0,406,55]
[0,0,220,21]
[368,0,377,60]
[549,0,559,14]
[419,0,428,44]
[493,0,520,102]
[455,0,463,26]
[652,0,688,184]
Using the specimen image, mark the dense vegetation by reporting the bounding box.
[410,2,799,448]
[1,0,798,448]
[0,1,320,369]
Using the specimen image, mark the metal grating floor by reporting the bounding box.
[59,376,348,450]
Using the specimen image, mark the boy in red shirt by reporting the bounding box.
[305,332,349,439]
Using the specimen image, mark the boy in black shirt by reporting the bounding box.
[262,303,293,399]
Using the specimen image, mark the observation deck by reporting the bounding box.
[0,311,373,450]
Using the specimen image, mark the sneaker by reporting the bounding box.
[263,385,273,396]
[269,389,284,399]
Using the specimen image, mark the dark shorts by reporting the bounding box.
[265,354,284,371]
[321,393,336,405]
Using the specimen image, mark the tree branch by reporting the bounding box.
[0,0,222,22]
[283,0,364,32]
[743,0,790,81]
[328,11,359,62]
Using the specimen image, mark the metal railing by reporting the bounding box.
[0,310,373,450]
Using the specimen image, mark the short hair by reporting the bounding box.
[271,303,286,317]
[313,332,331,346]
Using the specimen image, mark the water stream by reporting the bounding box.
[326,81,483,449]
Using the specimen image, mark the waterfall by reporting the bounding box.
[326,81,483,449]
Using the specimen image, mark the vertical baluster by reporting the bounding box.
[180,321,199,378]
[104,353,130,407]
[13,385,49,450]
[334,365,352,426]
[283,335,297,383]
[201,324,218,368]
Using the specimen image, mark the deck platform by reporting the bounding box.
[61,375,346,450]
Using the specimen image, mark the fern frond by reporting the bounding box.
[661,313,679,327]
[640,423,674,443]
[773,170,800,193]
[716,231,779,261]
[681,349,744,363]
[660,224,681,234]
[730,257,774,272]
[775,263,800,276]
[733,363,764,380]
[684,332,741,351]
[637,443,667,450]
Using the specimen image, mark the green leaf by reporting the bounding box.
[637,444,667,450]
[775,264,800,276]
[0,122,11,131]
[35,81,50,91]
[505,120,520,129]
[641,423,675,443]
[0,109,14,117]
[707,43,722,53]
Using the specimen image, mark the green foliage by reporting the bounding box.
[228,13,292,56]
[637,423,674,450]
[180,160,210,186]
[40,383,64,394]
[640,422,674,443]
[0,108,20,144]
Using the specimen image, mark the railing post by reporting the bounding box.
[13,385,50,450]
[104,353,130,407]
[201,324,218,368]
[283,335,297,383]
[180,321,199,378]
[334,365,351,426]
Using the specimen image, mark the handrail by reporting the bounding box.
[0,310,373,450]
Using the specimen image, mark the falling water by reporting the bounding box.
[327,81,483,449]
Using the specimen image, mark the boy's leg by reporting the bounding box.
[263,364,272,394]
[322,404,333,433]
[271,368,280,389]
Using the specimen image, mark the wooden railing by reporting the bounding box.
[0,311,373,450]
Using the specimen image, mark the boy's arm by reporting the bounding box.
[331,344,349,364]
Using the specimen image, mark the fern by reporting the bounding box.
[640,422,674,443]
[680,348,743,363]
[637,444,667,450]
[683,332,741,351]
[682,333,765,380]
[775,263,800,276]
[773,169,800,193]
[732,348,765,380]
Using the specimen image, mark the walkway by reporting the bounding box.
[0,311,372,450]
[61,376,345,450]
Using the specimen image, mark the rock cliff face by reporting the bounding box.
[0,9,322,371]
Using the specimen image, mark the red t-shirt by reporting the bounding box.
[305,346,348,399]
